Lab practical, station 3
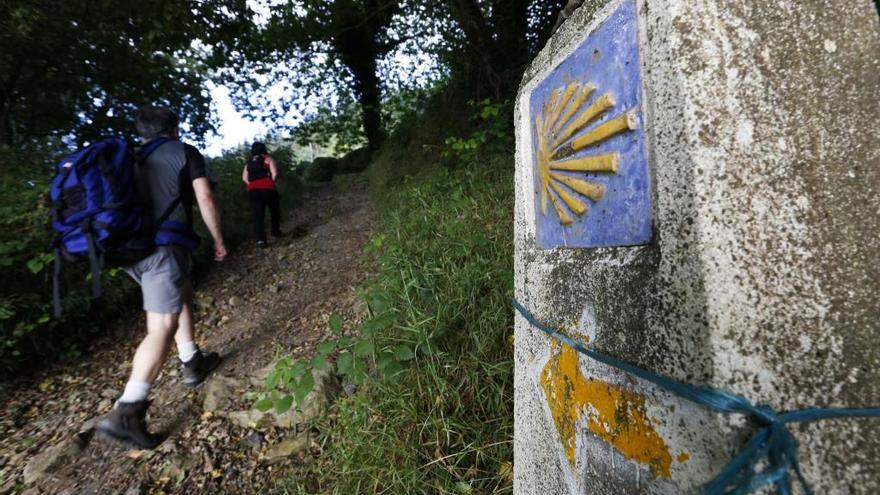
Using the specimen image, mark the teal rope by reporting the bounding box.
[512,298,880,495]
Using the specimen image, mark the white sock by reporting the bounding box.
[177,341,199,363]
[117,380,151,404]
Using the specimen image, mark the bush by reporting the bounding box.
[334,147,371,174]
[304,157,338,182]
[293,161,310,176]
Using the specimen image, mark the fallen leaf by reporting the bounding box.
[498,461,513,483]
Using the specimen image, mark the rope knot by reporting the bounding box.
[751,404,779,425]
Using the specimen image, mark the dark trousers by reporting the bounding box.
[248,189,281,242]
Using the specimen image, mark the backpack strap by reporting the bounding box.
[138,138,200,249]
[55,220,104,310]
[137,137,171,162]
[83,223,102,298]
[52,247,63,317]
[137,136,184,232]
[50,154,88,318]
[155,197,182,229]
[50,154,85,225]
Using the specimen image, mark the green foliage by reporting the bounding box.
[381,83,448,138]
[293,101,368,156]
[443,99,512,165]
[223,0,458,154]
[229,0,407,151]
[257,295,415,415]
[277,102,514,494]
[0,0,252,147]
[257,356,314,414]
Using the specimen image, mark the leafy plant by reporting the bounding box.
[0,1,253,148]
[256,293,417,415]
[442,99,512,165]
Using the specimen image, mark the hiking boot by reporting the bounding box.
[96,400,162,449]
[257,240,267,248]
[181,350,221,387]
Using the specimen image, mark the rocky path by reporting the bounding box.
[0,177,375,494]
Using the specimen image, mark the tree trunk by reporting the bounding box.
[0,101,11,147]
[491,0,529,58]
[332,0,398,153]
[447,0,501,95]
[337,38,384,152]
[0,64,21,147]
[350,55,385,153]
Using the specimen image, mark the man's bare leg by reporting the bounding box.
[174,283,222,386]
[98,311,179,448]
[128,311,180,384]
[174,284,197,362]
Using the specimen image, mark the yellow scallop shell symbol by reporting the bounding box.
[535,82,638,225]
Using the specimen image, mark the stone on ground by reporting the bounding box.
[202,375,243,413]
[206,368,334,430]
[22,438,83,485]
[263,436,309,462]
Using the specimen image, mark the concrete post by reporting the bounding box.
[513,0,880,493]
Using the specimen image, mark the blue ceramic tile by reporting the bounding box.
[531,0,652,248]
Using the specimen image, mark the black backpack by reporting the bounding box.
[247,154,270,181]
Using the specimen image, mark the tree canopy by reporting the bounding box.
[222,0,567,153]
[0,0,252,148]
[0,0,568,152]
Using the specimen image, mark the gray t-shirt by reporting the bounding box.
[136,139,208,229]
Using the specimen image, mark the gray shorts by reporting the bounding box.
[124,246,191,314]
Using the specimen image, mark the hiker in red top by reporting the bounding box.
[242,141,281,247]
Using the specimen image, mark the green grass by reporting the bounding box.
[277,110,515,494]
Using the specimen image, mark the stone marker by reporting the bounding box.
[514,0,879,493]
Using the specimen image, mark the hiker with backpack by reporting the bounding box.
[50,106,227,448]
[242,141,281,247]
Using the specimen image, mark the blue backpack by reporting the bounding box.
[48,137,188,316]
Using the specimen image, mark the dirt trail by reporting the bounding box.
[0,177,375,494]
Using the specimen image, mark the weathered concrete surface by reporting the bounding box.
[513,0,880,493]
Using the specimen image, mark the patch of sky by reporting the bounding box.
[203,0,445,156]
